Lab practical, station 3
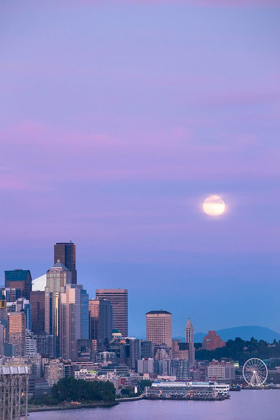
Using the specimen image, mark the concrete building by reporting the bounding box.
[146,310,172,348]
[202,331,226,350]
[5,269,32,300]
[60,284,89,360]
[44,359,64,387]
[172,339,189,360]
[26,329,38,356]
[96,289,128,337]
[171,359,190,380]
[54,242,77,284]
[207,361,235,381]
[137,358,154,374]
[7,298,31,330]
[7,311,26,357]
[185,318,195,366]
[45,261,72,357]
[89,298,113,343]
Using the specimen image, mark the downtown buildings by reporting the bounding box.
[146,310,172,348]
[96,289,128,337]
[0,241,206,390]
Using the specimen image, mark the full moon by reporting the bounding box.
[203,195,225,216]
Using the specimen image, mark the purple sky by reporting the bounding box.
[0,1,280,336]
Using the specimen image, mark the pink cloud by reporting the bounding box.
[1,120,279,189]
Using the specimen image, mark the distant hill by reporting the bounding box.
[194,326,280,343]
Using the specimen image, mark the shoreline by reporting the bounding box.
[28,401,118,413]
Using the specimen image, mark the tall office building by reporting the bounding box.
[7,311,26,356]
[54,242,77,284]
[96,289,128,337]
[45,261,72,357]
[5,269,32,300]
[89,298,112,342]
[60,284,89,360]
[185,318,195,366]
[30,291,45,334]
[146,310,172,348]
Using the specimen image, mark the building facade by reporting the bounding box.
[96,289,128,337]
[7,311,26,357]
[89,298,113,343]
[207,361,235,381]
[202,331,226,350]
[54,242,77,284]
[60,284,89,360]
[146,310,172,348]
[5,269,32,300]
[44,261,72,357]
[30,291,45,334]
[185,318,195,366]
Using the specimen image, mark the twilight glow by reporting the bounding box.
[0,0,279,336]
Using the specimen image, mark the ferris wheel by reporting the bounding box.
[242,358,268,387]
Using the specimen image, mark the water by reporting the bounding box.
[29,390,279,420]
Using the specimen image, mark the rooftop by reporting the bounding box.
[5,270,31,282]
[146,310,171,315]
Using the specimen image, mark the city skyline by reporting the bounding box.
[0,1,280,336]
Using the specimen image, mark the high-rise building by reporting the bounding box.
[185,318,195,367]
[96,289,128,337]
[45,261,72,357]
[7,298,31,330]
[89,298,113,343]
[30,291,45,334]
[54,242,77,284]
[5,269,32,300]
[146,310,172,348]
[7,311,26,356]
[60,284,89,360]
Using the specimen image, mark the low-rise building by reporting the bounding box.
[207,361,235,381]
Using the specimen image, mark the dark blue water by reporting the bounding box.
[29,390,279,420]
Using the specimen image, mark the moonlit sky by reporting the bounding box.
[0,0,280,336]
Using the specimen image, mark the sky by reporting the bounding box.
[0,0,280,337]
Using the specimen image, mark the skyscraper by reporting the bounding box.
[96,289,128,337]
[54,242,77,284]
[146,310,172,348]
[185,318,195,366]
[5,269,32,300]
[89,298,113,342]
[60,284,89,360]
[45,261,72,357]
[30,291,45,334]
[7,311,26,357]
